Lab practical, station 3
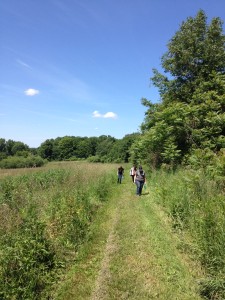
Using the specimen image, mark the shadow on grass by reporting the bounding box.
[141,192,150,196]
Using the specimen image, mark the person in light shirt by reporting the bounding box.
[129,165,137,183]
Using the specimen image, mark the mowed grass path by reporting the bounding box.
[54,173,203,300]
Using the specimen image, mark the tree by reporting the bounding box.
[38,139,55,160]
[99,133,136,163]
[0,138,6,153]
[138,10,225,167]
[152,10,225,105]
[5,139,16,156]
[57,136,77,160]
[96,136,116,162]
[11,142,29,155]
[75,138,92,159]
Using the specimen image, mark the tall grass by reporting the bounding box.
[0,162,117,299]
[149,168,225,299]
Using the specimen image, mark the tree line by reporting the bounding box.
[0,133,139,167]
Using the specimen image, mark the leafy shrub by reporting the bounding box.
[15,150,30,157]
[0,155,46,169]
[186,148,216,169]
[0,152,7,161]
[87,155,101,162]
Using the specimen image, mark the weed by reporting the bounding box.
[0,162,117,298]
[149,168,225,298]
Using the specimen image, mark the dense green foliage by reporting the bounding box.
[132,10,225,168]
[37,134,138,163]
[0,155,46,169]
[0,134,139,168]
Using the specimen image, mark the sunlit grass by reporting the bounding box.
[1,163,221,299]
[54,173,202,299]
[149,168,225,299]
[0,161,118,299]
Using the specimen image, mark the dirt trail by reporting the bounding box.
[91,208,119,300]
[55,177,203,299]
[89,180,202,299]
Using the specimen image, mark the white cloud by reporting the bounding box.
[92,110,102,118]
[92,110,117,119]
[103,112,117,119]
[24,88,40,96]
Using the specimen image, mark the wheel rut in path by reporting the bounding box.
[91,207,119,300]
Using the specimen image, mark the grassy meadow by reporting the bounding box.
[0,162,224,299]
[0,162,118,299]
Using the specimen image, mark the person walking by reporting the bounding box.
[117,166,124,184]
[134,165,146,196]
[129,165,137,183]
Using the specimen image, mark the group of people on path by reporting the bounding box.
[117,165,146,196]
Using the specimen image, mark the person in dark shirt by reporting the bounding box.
[134,165,146,196]
[117,166,124,184]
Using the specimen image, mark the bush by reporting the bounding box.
[87,155,101,162]
[0,155,46,169]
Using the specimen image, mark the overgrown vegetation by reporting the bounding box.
[134,10,225,298]
[149,167,225,299]
[0,162,117,299]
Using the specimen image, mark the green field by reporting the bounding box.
[0,162,224,299]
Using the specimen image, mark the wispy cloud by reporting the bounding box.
[92,110,102,118]
[24,88,40,96]
[17,59,32,69]
[92,110,117,119]
[52,0,106,28]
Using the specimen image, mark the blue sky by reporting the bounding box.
[1,0,225,147]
